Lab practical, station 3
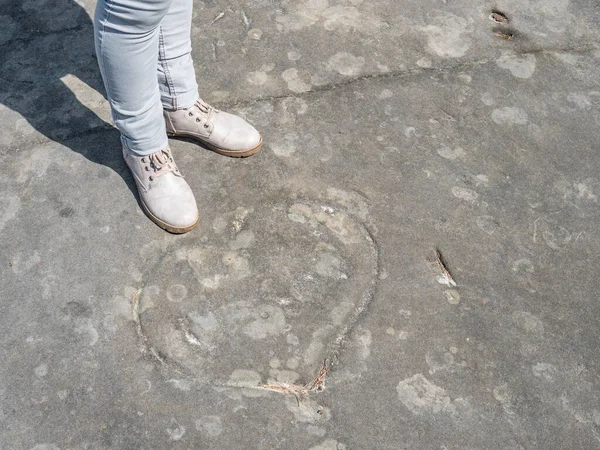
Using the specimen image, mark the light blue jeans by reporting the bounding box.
[94,0,199,155]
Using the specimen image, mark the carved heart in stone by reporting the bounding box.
[134,196,379,387]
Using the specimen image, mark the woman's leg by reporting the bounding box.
[94,0,172,155]
[93,0,199,233]
[157,0,198,111]
[158,0,262,157]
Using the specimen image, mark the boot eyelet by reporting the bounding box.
[196,118,200,122]
[144,166,149,171]
[141,157,145,163]
[204,124,209,129]
[149,176,154,181]
[188,112,193,117]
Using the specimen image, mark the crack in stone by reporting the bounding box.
[222,43,598,109]
[2,43,597,155]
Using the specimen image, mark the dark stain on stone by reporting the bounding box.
[62,301,91,318]
[59,207,75,218]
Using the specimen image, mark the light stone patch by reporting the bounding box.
[357,328,372,359]
[232,304,287,340]
[285,395,331,423]
[493,383,513,408]
[437,146,465,160]
[328,52,365,77]
[553,52,580,65]
[35,363,48,377]
[268,369,300,383]
[166,379,192,391]
[304,327,330,368]
[378,89,394,99]
[246,71,269,86]
[419,13,473,58]
[74,318,99,346]
[444,289,461,305]
[229,230,256,250]
[166,284,188,302]
[0,195,21,233]
[275,0,380,33]
[271,132,299,157]
[481,92,495,106]
[322,5,361,31]
[404,127,417,138]
[306,425,327,437]
[331,302,354,326]
[397,374,455,415]
[452,186,479,203]
[416,57,432,68]
[288,51,302,61]
[269,358,281,369]
[512,258,534,273]
[309,439,345,450]
[275,0,322,32]
[282,68,312,93]
[457,73,472,84]
[426,348,455,373]
[288,203,312,222]
[398,309,412,318]
[223,252,251,279]
[195,416,223,436]
[533,217,573,250]
[496,51,537,79]
[281,97,309,116]
[532,363,558,381]
[228,369,265,398]
[491,107,528,125]
[166,418,186,441]
[574,182,598,201]
[210,90,230,101]
[247,28,262,40]
[325,187,369,220]
[475,215,498,234]
[287,358,300,369]
[512,311,544,333]
[315,252,347,280]
[566,93,592,110]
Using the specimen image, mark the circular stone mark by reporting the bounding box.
[136,199,378,381]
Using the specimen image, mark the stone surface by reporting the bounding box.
[1,0,600,449]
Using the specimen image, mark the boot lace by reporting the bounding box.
[187,98,215,129]
[142,149,180,182]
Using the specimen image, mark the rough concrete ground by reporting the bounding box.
[1,0,600,449]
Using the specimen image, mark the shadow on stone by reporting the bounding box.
[0,0,137,198]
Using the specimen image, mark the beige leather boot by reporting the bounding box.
[164,99,262,158]
[123,143,199,233]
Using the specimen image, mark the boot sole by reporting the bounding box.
[139,195,199,234]
[167,132,263,158]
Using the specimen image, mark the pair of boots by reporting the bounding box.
[123,99,262,233]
